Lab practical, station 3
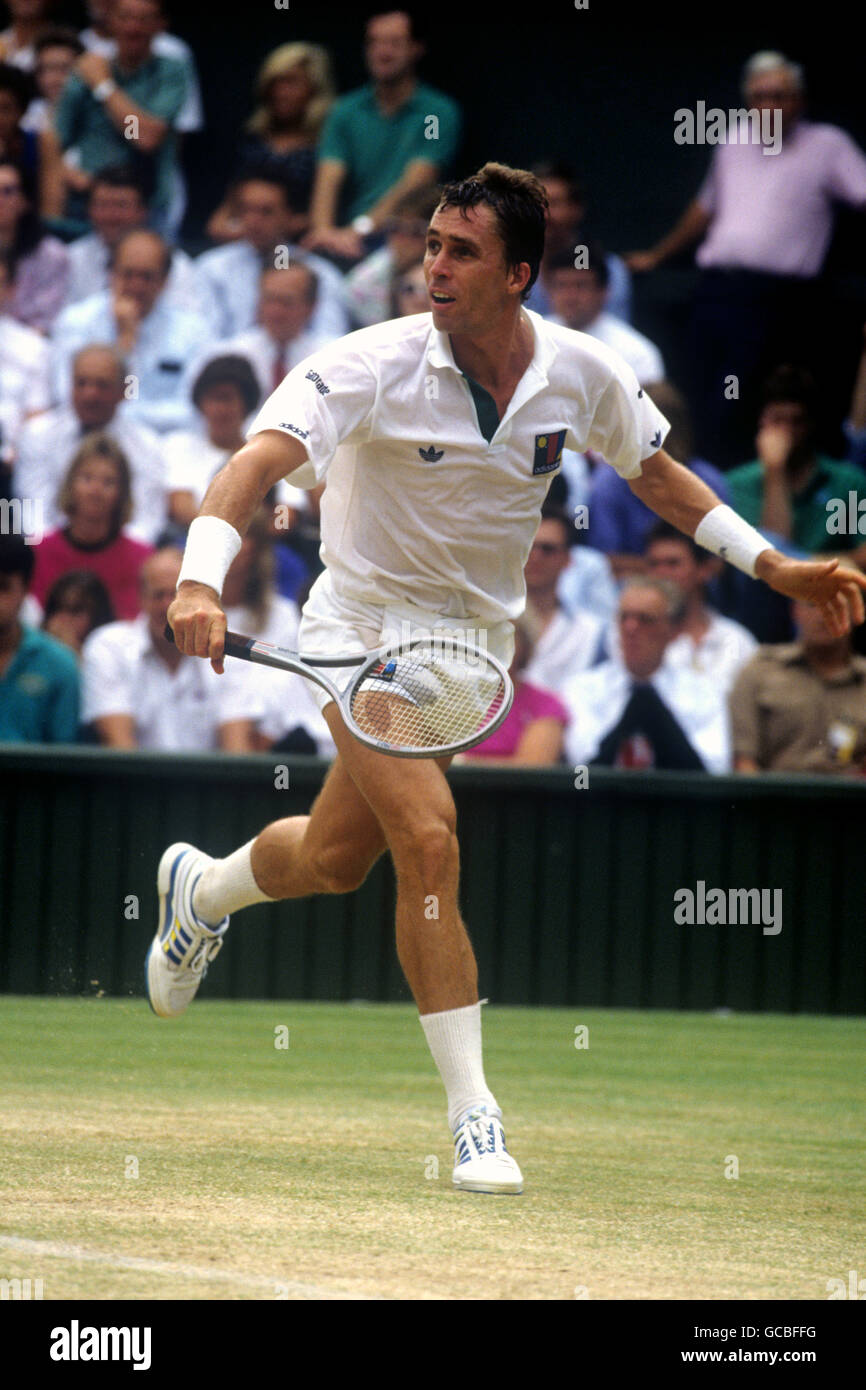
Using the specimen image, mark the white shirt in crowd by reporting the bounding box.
[562,658,731,773]
[13,405,169,545]
[604,610,759,694]
[81,613,261,751]
[193,325,333,408]
[556,545,619,624]
[194,241,349,344]
[223,595,335,757]
[163,423,308,519]
[247,309,669,626]
[524,608,604,693]
[0,315,51,448]
[548,311,665,387]
[63,235,216,326]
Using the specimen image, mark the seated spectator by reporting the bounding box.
[45,0,188,235]
[546,242,664,387]
[0,1,51,71]
[165,354,261,529]
[30,434,154,620]
[587,381,731,580]
[221,509,334,756]
[563,577,730,772]
[304,9,460,263]
[345,185,439,326]
[41,569,114,655]
[462,611,569,765]
[206,43,335,243]
[216,264,332,403]
[528,160,631,323]
[79,0,204,240]
[643,521,758,690]
[730,597,866,775]
[726,365,866,563]
[21,27,83,135]
[195,169,349,342]
[81,545,259,752]
[62,164,212,322]
[393,258,428,317]
[0,155,69,330]
[0,244,51,448]
[0,530,79,743]
[14,343,168,543]
[51,228,211,433]
[522,503,604,693]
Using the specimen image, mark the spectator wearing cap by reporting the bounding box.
[563,577,731,773]
[0,530,79,744]
[730,598,866,775]
[196,169,348,342]
[30,433,154,620]
[51,228,211,433]
[13,342,168,543]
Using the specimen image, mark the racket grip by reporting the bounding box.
[163,622,254,662]
[164,622,175,644]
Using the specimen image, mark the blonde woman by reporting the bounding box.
[206,43,335,244]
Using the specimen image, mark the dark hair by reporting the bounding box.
[437,162,548,300]
[234,163,303,213]
[0,158,44,264]
[546,240,610,290]
[34,27,85,59]
[538,501,575,548]
[531,159,586,207]
[760,364,817,418]
[644,520,707,562]
[0,531,35,585]
[90,162,150,203]
[42,570,115,633]
[192,354,261,416]
[0,62,34,114]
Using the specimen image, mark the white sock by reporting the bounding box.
[419,1001,499,1133]
[192,840,273,925]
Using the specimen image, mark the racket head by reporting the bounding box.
[341,635,514,758]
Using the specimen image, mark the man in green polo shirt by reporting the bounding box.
[727,365,866,562]
[46,0,187,235]
[0,534,79,744]
[305,9,460,263]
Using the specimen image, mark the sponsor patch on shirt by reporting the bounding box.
[532,430,566,475]
[279,423,310,439]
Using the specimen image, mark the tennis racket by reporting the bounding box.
[166,624,513,758]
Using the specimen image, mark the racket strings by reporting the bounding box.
[349,646,508,752]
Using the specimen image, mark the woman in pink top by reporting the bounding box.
[31,434,153,620]
[463,613,570,765]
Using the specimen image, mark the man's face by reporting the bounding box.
[113,0,160,63]
[239,181,290,255]
[424,204,527,335]
[548,267,606,331]
[35,43,78,104]
[0,571,26,632]
[542,177,584,238]
[72,351,124,428]
[524,518,572,592]
[258,267,314,342]
[89,182,146,246]
[365,12,420,84]
[111,235,167,316]
[141,552,183,640]
[617,587,674,679]
[757,401,811,455]
[198,383,248,443]
[645,539,704,602]
[745,68,802,132]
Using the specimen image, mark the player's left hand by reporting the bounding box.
[756,551,866,636]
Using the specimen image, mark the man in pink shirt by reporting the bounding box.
[628,50,866,467]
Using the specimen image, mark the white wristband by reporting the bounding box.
[694,504,772,579]
[177,516,242,596]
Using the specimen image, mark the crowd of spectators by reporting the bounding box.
[1,4,866,777]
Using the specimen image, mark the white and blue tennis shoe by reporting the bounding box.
[145,843,228,1018]
[452,1106,524,1194]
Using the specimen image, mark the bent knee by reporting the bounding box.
[309,841,378,895]
[390,817,458,882]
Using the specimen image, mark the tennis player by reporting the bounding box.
[149,163,866,1195]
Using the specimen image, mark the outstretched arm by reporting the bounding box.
[167,430,309,671]
[629,450,866,635]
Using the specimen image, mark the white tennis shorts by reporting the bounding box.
[297,570,515,713]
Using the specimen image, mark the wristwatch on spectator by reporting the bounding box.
[93,78,118,103]
[351,215,375,238]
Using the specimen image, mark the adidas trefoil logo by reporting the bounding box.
[419,445,444,462]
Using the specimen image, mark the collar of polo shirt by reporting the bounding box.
[426,308,559,385]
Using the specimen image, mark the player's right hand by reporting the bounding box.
[167,582,227,674]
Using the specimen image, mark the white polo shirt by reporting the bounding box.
[248,309,669,625]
